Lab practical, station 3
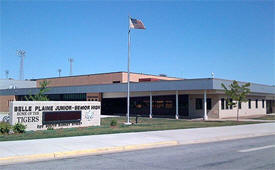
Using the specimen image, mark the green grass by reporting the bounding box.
[0,117,263,142]
[252,115,275,120]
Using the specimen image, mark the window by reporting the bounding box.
[113,81,120,83]
[196,98,203,110]
[221,98,225,110]
[230,99,233,109]
[207,98,212,110]
[262,99,264,108]
[256,99,258,108]
[238,102,241,109]
[226,100,229,109]
[248,99,251,109]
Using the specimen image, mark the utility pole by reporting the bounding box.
[5,70,9,79]
[68,58,73,76]
[58,69,62,77]
[17,49,26,80]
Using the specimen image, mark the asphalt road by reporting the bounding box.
[2,135,275,170]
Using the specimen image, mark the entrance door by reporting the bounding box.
[179,95,189,117]
[266,100,273,114]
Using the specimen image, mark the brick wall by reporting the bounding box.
[122,72,181,82]
[36,72,182,87]
[218,95,266,118]
[37,72,123,87]
[0,95,15,113]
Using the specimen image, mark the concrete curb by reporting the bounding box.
[0,140,179,165]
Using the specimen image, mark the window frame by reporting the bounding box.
[238,102,241,109]
[221,98,225,110]
[195,98,203,110]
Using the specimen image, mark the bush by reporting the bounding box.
[13,123,26,133]
[0,122,12,134]
[47,127,54,130]
[110,119,117,127]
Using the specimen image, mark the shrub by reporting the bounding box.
[0,122,12,134]
[47,127,54,130]
[13,123,26,133]
[110,119,117,127]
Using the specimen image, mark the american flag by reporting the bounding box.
[129,18,145,29]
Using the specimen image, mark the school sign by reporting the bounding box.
[9,101,101,131]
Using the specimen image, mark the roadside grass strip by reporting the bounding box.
[0,117,264,142]
[253,115,275,120]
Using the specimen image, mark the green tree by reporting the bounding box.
[25,80,50,101]
[221,80,250,121]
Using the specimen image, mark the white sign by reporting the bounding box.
[9,101,101,131]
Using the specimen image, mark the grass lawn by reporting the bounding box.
[252,115,275,120]
[0,117,264,142]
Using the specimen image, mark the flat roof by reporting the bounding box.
[32,71,182,80]
[0,79,37,90]
[1,78,274,96]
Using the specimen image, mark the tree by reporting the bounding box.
[25,80,50,101]
[221,80,250,121]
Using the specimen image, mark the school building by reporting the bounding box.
[0,71,274,119]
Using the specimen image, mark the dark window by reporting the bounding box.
[113,81,120,83]
[102,95,189,117]
[256,99,258,108]
[226,100,229,110]
[230,99,233,109]
[221,98,225,110]
[207,98,212,110]
[248,99,251,109]
[238,102,241,109]
[42,111,81,125]
[196,99,203,110]
[262,99,264,108]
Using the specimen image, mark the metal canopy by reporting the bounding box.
[0,78,274,96]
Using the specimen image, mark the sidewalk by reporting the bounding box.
[0,123,275,164]
[208,118,275,123]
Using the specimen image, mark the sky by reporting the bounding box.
[0,0,274,85]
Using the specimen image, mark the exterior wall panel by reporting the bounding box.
[188,94,218,118]
[218,95,266,118]
[0,95,15,113]
[122,72,181,82]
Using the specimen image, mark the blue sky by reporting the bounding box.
[0,0,274,85]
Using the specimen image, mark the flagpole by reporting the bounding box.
[126,16,131,125]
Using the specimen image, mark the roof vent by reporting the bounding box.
[159,74,167,77]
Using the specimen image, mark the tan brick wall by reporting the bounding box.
[208,95,220,119]
[218,95,266,118]
[188,94,219,118]
[0,95,15,113]
[37,72,123,87]
[122,72,181,82]
[36,72,181,88]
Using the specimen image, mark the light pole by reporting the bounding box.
[58,69,62,77]
[68,58,73,76]
[5,70,9,79]
[17,49,26,80]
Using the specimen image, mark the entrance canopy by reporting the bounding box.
[0,78,274,97]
